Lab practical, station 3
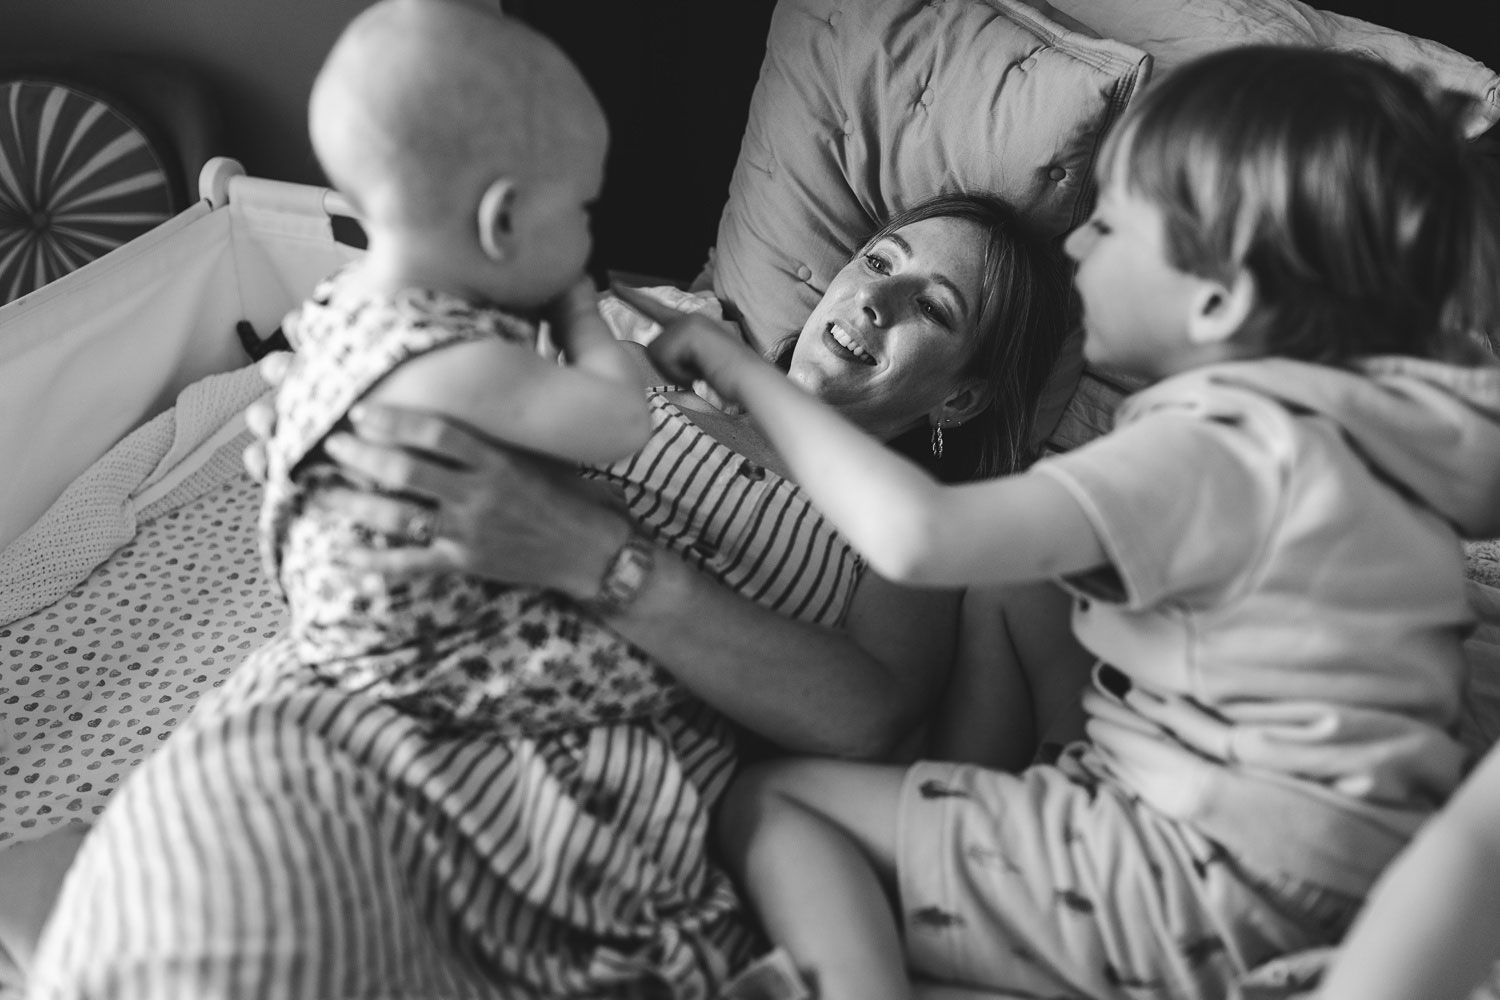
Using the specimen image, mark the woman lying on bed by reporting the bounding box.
[24,192,1090,1000]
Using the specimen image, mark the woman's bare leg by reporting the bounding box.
[928,581,1092,770]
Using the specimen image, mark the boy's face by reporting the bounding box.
[1064,177,1204,380]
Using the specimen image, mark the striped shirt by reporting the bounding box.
[30,391,864,1000]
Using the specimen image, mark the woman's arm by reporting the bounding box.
[320,405,956,758]
[611,532,957,757]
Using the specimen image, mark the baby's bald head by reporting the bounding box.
[310,0,606,228]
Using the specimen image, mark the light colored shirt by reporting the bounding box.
[1035,356,1500,896]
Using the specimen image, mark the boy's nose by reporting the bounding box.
[1063,225,1090,261]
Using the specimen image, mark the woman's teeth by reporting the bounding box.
[828,323,876,364]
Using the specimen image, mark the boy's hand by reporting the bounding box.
[616,284,767,409]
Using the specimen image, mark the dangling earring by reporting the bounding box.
[931,421,944,460]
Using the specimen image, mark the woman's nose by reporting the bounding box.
[856,276,915,324]
[855,279,893,324]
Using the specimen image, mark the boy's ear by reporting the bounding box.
[935,374,994,428]
[477,177,517,261]
[1187,268,1257,346]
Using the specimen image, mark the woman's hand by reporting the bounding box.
[614,284,768,410]
[241,348,629,595]
[321,404,630,596]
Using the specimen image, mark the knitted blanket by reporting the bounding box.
[0,364,270,627]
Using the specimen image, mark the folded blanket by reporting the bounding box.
[0,364,270,627]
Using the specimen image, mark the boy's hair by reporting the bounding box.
[311,0,601,227]
[773,192,1070,482]
[1101,45,1500,364]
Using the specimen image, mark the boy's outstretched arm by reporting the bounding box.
[635,290,1105,588]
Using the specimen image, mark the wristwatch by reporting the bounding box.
[586,528,655,617]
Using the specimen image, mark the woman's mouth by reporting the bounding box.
[823,323,877,365]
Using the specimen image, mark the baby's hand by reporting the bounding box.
[615,285,765,406]
[543,278,607,357]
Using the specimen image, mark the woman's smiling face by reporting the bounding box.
[789,216,989,442]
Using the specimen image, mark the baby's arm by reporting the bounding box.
[1313,745,1500,1000]
[546,279,648,390]
[366,285,649,465]
[638,293,1105,588]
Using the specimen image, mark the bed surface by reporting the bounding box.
[0,365,278,845]
[2,0,1498,994]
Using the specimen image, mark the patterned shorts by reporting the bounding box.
[896,753,1359,1000]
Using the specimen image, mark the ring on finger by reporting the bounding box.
[405,505,440,547]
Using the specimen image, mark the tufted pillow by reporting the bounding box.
[712,0,1150,450]
[1043,0,1500,137]
[0,78,178,305]
[711,0,1150,444]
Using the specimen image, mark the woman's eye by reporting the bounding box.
[918,298,951,327]
[863,252,890,273]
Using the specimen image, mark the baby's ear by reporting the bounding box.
[477,177,517,261]
[1187,268,1257,346]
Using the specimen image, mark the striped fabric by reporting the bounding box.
[30,393,865,1000]
[0,79,175,305]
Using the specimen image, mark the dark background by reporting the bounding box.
[3,0,1491,283]
[509,1,778,284]
[517,0,1498,283]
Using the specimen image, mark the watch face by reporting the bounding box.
[613,546,651,594]
[595,534,654,614]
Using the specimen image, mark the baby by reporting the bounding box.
[262,0,676,734]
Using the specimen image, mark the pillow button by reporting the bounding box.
[1020,56,1037,72]
[842,118,854,137]
[795,264,812,281]
[739,460,767,481]
[920,87,935,107]
[1048,166,1067,182]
